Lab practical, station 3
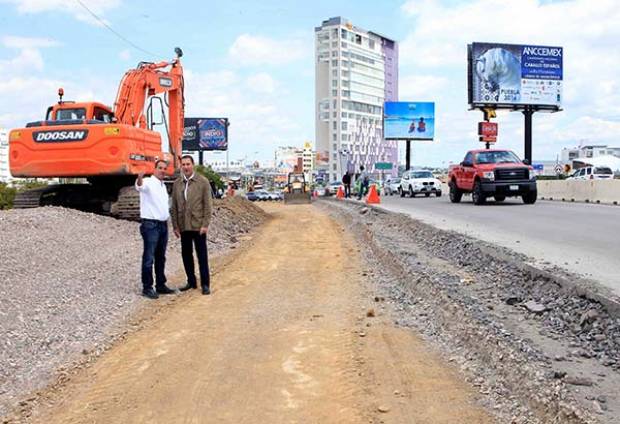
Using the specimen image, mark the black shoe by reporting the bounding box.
[156,285,176,295]
[179,283,197,292]
[142,288,159,299]
[202,286,211,295]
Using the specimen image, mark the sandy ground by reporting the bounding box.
[26,203,492,424]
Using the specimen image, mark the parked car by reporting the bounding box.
[448,149,537,205]
[399,170,442,198]
[245,191,259,202]
[314,185,327,197]
[267,191,282,201]
[254,190,271,201]
[567,166,614,180]
[384,178,401,195]
[325,181,343,196]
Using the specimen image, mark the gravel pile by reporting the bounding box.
[321,200,619,423]
[0,197,267,418]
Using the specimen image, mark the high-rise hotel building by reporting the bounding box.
[315,17,398,182]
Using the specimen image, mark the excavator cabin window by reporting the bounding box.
[93,107,113,123]
[55,108,87,121]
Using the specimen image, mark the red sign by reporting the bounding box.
[478,122,498,137]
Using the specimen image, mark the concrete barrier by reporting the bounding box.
[537,179,620,205]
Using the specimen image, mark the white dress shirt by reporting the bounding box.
[135,176,170,221]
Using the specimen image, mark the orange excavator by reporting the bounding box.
[8,48,185,220]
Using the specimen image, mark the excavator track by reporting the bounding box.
[13,184,142,222]
[109,186,141,221]
[13,187,56,209]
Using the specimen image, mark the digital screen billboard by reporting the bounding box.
[384,102,435,140]
[183,118,228,151]
[468,42,563,109]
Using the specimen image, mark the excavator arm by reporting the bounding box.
[113,49,184,168]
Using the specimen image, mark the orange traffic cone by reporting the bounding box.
[365,185,380,204]
[336,186,345,199]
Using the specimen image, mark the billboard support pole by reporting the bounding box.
[523,108,534,163]
[199,150,204,166]
[405,140,411,171]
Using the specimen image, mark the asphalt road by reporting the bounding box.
[378,193,620,298]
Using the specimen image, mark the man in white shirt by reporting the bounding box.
[135,160,175,299]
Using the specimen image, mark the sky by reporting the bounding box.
[1,0,619,167]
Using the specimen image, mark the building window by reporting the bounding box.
[333,163,337,171]
[355,34,362,44]
[333,121,337,130]
[341,42,347,48]
[332,111,337,118]
[331,51,338,57]
[333,134,337,141]
[333,99,337,108]
[342,121,348,130]
[331,41,338,48]
[332,69,338,77]
[332,89,338,96]
[369,39,375,49]
[332,79,338,87]
[331,59,338,66]
[342,112,347,118]
[341,28,348,38]
[342,71,349,78]
[342,134,348,141]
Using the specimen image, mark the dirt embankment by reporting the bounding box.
[0,197,267,419]
[5,203,493,424]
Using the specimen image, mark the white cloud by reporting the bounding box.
[228,34,309,66]
[119,49,131,61]
[2,35,60,49]
[0,48,45,73]
[397,0,620,165]
[399,74,448,100]
[246,73,277,94]
[0,0,122,25]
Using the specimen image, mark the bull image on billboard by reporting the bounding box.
[468,42,563,110]
[183,118,229,151]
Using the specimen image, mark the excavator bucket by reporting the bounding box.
[284,191,312,205]
[284,173,312,205]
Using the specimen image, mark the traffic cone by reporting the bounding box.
[336,186,345,199]
[365,185,380,204]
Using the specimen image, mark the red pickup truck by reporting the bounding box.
[448,149,537,205]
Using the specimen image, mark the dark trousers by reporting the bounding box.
[357,181,369,200]
[140,219,168,291]
[344,183,351,198]
[181,231,210,289]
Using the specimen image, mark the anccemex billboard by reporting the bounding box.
[384,102,435,140]
[468,42,563,109]
[183,118,228,151]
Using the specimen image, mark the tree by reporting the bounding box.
[195,165,225,191]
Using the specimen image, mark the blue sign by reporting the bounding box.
[384,102,435,140]
[183,117,228,151]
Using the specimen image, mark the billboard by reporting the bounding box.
[183,118,228,151]
[384,102,435,140]
[468,42,563,109]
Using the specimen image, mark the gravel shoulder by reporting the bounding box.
[0,197,267,419]
[319,199,620,423]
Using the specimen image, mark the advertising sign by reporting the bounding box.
[478,122,498,137]
[384,102,435,140]
[183,118,228,151]
[468,42,563,109]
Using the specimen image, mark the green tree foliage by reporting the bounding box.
[195,165,225,190]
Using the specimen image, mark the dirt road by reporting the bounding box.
[30,204,492,423]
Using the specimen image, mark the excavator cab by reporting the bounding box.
[284,173,311,205]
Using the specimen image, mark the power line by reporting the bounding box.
[74,0,161,58]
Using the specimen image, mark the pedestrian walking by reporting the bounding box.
[135,160,175,299]
[342,171,351,198]
[357,165,370,200]
[171,155,213,295]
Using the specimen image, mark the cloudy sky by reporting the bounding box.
[0,0,618,166]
